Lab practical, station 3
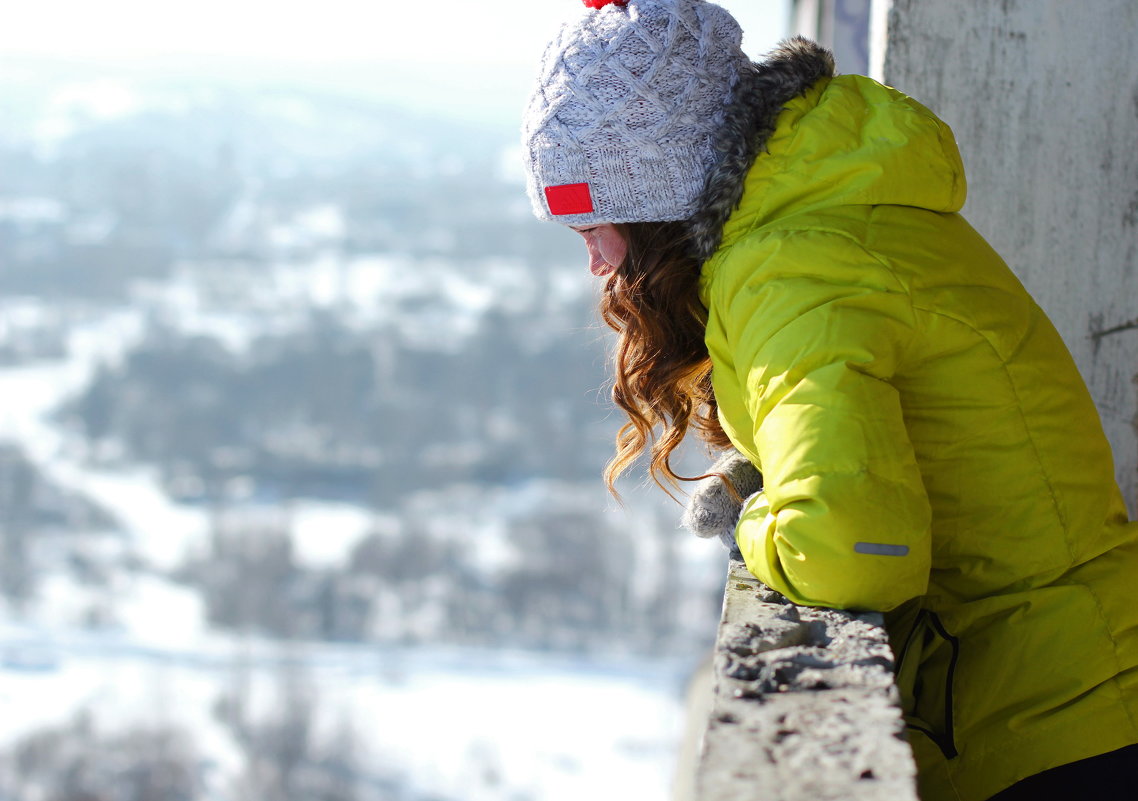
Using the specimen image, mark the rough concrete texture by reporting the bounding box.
[696,559,918,801]
[883,0,1138,513]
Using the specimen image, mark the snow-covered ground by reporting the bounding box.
[136,249,591,355]
[0,294,705,800]
[0,626,691,801]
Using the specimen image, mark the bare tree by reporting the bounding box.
[0,711,201,801]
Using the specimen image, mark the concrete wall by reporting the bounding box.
[694,559,918,801]
[882,0,1138,512]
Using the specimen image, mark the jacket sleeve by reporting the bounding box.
[711,230,932,612]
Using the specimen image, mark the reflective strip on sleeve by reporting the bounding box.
[854,542,910,557]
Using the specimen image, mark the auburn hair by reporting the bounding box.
[599,220,732,497]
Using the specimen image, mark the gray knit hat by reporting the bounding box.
[522,0,751,226]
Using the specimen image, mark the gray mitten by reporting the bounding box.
[681,449,763,554]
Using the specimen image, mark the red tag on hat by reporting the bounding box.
[583,0,628,7]
[544,183,594,215]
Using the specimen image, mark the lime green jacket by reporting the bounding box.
[699,74,1138,801]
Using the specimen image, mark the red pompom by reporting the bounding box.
[583,0,628,8]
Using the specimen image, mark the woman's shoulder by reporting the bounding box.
[701,212,908,305]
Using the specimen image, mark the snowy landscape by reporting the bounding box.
[0,61,728,800]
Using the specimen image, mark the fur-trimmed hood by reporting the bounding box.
[688,36,967,264]
[687,36,836,263]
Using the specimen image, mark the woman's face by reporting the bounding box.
[571,223,627,277]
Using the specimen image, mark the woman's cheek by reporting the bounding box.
[598,228,628,269]
[586,240,613,276]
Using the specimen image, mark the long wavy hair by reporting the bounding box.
[599,220,732,498]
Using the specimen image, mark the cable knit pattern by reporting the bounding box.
[522,0,750,225]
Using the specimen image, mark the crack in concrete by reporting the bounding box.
[1089,317,1138,341]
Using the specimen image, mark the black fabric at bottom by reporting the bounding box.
[985,742,1138,801]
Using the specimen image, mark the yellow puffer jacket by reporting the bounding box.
[699,73,1138,801]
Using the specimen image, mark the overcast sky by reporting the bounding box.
[2,0,791,124]
[3,1,789,65]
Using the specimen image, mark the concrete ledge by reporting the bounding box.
[696,558,919,801]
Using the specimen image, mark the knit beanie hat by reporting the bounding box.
[522,0,752,226]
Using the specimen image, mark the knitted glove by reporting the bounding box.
[681,449,763,555]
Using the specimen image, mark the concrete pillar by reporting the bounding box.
[793,0,872,75]
[882,0,1138,512]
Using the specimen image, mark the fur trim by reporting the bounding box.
[686,37,836,264]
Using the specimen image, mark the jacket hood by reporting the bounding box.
[688,38,967,261]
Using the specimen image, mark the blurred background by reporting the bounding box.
[0,2,790,800]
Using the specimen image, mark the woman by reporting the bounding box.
[522,1,1138,800]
